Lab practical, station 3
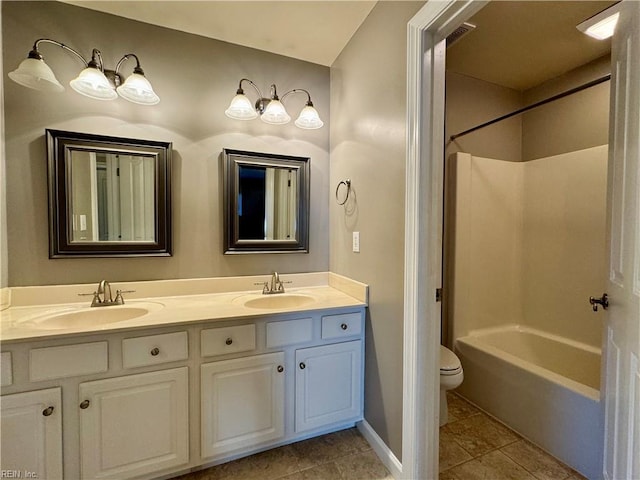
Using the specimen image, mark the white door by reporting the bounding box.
[201,352,285,458]
[603,2,640,479]
[295,340,362,432]
[0,387,62,479]
[79,367,189,479]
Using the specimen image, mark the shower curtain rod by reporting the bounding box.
[449,74,611,141]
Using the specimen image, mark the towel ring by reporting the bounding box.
[335,179,351,205]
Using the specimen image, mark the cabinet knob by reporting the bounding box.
[341,323,348,330]
[277,365,284,373]
[150,347,160,356]
[225,338,233,346]
[299,362,306,370]
[42,406,54,416]
[80,400,90,409]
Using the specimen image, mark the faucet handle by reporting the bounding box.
[113,289,135,305]
[78,292,100,307]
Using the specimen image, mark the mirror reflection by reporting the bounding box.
[47,129,172,257]
[224,149,310,254]
[69,151,156,243]
[238,165,298,241]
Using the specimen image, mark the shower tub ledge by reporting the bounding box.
[455,325,603,479]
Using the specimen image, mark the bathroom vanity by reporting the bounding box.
[0,273,367,479]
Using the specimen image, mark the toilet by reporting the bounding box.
[440,345,463,426]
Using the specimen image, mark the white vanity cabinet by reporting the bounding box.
[295,340,363,432]
[78,367,189,479]
[0,387,63,479]
[201,352,285,457]
[0,304,365,480]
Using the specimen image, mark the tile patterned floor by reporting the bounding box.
[173,392,586,480]
[439,393,587,480]
[172,428,393,480]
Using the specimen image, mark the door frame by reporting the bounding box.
[404,1,639,479]
[403,2,486,478]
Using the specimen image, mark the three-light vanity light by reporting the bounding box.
[8,38,160,105]
[225,78,324,129]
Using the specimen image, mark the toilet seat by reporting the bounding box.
[440,345,462,376]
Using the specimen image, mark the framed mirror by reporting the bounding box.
[223,149,310,254]
[46,129,172,257]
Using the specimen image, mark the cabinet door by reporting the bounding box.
[295,340,363,432]
[0,387,62,479]
[201,352,285,458]
[79,367,189,479]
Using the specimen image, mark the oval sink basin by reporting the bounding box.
[243,294,316,310]
[23,303,163,330]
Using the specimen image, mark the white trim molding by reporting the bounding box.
[403,2,487,479]
[357,420,403,479]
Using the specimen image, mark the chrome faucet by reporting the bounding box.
[97,280,113,305]
[256,272,288,295]
[80,280,135,307]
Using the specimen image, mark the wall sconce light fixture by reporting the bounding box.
[577,2,621,40]
[225,78,323,129]
[8,38,160,105]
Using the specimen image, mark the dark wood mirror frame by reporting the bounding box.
[46,129,172,258]
[223,148,310,254]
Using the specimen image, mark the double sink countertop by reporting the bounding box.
[0,272,368,343]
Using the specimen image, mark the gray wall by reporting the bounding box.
[330,1,425,459]
[445,55,610,163]
[522,55,610,161]
[446,71,523,162]
[3,1,330,286]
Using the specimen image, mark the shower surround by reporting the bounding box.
[445,145,608,478]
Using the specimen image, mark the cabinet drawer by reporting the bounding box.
[1,352,12,386]
[122,332,188,369]
[321,312,363,340]
[30,342,108,381]
[266,318,313,347]
[201,324,256,357]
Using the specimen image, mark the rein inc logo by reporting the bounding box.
[0,471,38,478]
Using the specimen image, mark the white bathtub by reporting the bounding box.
[455,325,603,479]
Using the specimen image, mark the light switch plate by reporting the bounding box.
[352,232,360,253]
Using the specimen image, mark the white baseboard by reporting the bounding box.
[357,419,403,479]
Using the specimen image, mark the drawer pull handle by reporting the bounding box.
[225,338,233,345]
[42,406,54,416]
[341,323,348,330]
[299,362,306,370]
[80,400,90,409]
[150,347,160,356]
[277,365,284,373]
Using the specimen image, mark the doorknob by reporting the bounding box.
[589,293,609,312]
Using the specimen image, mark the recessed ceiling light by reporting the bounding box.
[577,2,621,40]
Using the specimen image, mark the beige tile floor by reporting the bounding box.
[173,392,585,480]
[439,393,587,480]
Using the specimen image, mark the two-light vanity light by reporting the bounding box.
[225,78,324,129]
[8,38,160,105]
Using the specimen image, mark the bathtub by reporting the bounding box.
[455,325,603,479]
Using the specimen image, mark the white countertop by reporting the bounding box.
[0,273,368,343]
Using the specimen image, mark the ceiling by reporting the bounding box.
[62,1,615,90]
[446,1,617,91]
[61,1,377,67]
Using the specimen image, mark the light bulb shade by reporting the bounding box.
[116,72,160,105]
[261,99,291,125]
[70,67,117,100]
[225,93,258,120]
[8,57,65,93]
[294,105,324,129]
